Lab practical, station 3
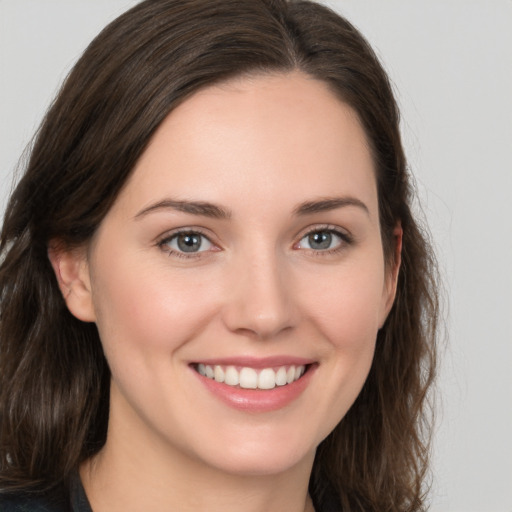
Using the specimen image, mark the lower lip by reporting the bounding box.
[193,365,316,413]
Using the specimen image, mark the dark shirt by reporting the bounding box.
[0,475,341,511]
[0,473,92,512]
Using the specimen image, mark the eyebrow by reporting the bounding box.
[134,196,369,220]
[293,197,370,216]
[134,199,232,220]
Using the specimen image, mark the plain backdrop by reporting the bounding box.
[1,1,511,511]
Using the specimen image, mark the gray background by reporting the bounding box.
[1,1,511,510]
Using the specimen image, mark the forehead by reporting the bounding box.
[118,71,377,218]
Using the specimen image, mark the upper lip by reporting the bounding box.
[191,356,315,369]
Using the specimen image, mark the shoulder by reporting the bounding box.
[0,473,92,512]
[0,490,70,512]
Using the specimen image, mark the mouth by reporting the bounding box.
[193,363,309,390]
[190,358,317,412]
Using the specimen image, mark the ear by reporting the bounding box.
[48,242,96,322]
[379,223,403,328]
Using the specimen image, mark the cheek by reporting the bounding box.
[289,259,386,442]
[303,258,387,348]
[299,255,386,402]
[90,258,222,361]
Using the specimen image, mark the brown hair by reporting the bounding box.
[0,1,438,510]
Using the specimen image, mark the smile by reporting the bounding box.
[195,364,307,390]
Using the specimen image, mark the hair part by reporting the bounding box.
[0,1,438,510]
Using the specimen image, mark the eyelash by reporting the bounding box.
[157,225,353,259]
[157,228,215,259]
[295,225,353,256]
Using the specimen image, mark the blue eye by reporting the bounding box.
[162,232,213,254]
[297,230,344,251]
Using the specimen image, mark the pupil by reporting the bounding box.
[177,233,201,252]
[309,231,331,250]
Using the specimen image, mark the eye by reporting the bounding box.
[296,229,346,251]
[160,231,213,254]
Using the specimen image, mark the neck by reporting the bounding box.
[81,445,315,512]
[80,393,316,512]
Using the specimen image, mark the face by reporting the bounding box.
[61,72,398,478]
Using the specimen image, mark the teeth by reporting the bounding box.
[258,368,276,390]
[239,367,258,389]
[214,365,225,383]
[224,366,239,386]
[196,363,307,390]
[275,367,287,386]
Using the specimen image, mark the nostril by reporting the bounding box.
[220,263,299,338]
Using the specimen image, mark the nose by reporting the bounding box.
[221,252,298,339]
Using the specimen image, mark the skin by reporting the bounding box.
[51,71,400,512]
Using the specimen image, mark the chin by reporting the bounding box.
[205,445,315,477]
[183,422,321,478]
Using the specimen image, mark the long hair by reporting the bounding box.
[0,1,438,510]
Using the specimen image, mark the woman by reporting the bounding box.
[0,1,438,511]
